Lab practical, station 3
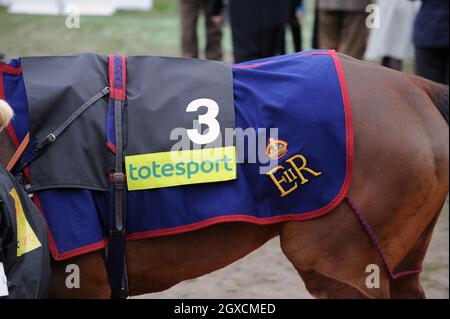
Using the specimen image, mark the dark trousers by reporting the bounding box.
[232,25,286,64]
[318,10,369,60]
[415,47,449,85]
[180,0,223,60]
[289,1,302,52]
[312,6,320,49]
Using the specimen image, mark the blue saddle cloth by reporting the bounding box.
[0,50,353,260]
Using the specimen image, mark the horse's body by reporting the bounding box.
[0,54,448,298]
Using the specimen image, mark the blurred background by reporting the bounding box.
[0,0,314,62]
[0,0,448,298]
[1,0,448,83]
[1,0,448,82]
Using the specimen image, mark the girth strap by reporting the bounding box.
[6,55,130,299]
[34,87,110,152]
[11,87,110,174]
[106,55,129,299]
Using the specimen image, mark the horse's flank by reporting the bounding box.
[0,54,448,298]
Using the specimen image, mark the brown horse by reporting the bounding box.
[0,53,448,299]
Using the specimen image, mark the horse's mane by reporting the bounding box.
[0,99,14,131]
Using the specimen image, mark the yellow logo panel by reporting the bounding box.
[125,146,237,191]
[10,189,42,257]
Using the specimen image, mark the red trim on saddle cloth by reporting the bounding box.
[345,197,423,280]
[0,63,23,75]
[107,141,117,154]
[1,51,356,261]
[108,55,126,101]
[5,123,108,260]
[1,123,72,260]
[107,55,126,155]
[233,51,332,70]
[0,63,24,148]
[126,50,355,241]
[0,63,107,260]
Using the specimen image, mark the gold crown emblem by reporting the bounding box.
[266,138,288,160]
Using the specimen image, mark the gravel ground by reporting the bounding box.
[140,199,449,299]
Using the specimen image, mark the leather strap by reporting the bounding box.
[34,87,110,152]
[113,98,124,232]
[106,55,128,299]
[11,87,110,174]
[6,133,29,172]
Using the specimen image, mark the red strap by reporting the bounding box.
[108,55,126,101]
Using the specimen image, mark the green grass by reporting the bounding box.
[0,0,412,70]
[0,0,315,60]
[0,3,184,57]
[0,0,232,58]
[1,0,414,71]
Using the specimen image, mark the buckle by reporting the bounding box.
[113,173,125,183]
[110,172,126,185]
[34,133,56,151]
[102,87,110,95]
[47,133,56,143]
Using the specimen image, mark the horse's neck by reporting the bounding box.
[0,130,15,166]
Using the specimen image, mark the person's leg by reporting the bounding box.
[415,47,449,85]
[312,6,320,49]
[229,20,260,63]
[261,24,286,59]
[280,30,287,56]
[180,0,201,59]
[202,0,223,61]
[339,11,369,60]
[318,10,341,51]
[231,31,260,64]
[289,5,302,52]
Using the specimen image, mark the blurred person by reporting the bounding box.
[312,4,320,49]
[288,0,304,53]
[317,0,372,59]
[413,0,449,84]
[180,0,223,60]
[365,0,421,71]
[281,0,304,54]
[209,0,290,63]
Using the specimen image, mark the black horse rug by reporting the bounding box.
[0,50,353,260]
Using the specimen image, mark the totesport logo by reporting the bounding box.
[125,146,237,191]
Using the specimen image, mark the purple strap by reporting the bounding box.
[345,197,423,280]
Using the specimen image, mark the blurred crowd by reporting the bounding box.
[179,0,449,84]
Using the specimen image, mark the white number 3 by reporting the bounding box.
[186,98,220,145]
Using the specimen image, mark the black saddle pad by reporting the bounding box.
[20,54,234,191]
